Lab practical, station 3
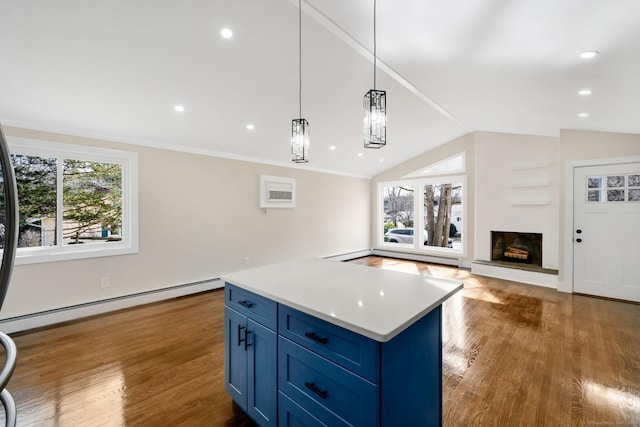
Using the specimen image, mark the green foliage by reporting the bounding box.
[63,160,122,241]
[0,155,122,247]
[6,155,57,228]
[383,221,395,234]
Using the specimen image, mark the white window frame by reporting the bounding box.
[7,136,139,265]
[377,174,467,258]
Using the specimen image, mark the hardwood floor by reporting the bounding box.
[1,256,639,426]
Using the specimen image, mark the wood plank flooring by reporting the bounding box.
[1,256,639,426]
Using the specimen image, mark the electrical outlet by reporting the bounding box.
[100,277,110,288]
[243,257,250,266]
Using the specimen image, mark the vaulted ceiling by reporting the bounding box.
[1,1,639,177]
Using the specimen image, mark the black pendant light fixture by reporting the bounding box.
[291,0,309,163]
[364,0,386,149]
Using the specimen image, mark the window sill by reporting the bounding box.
[15,243,138,265]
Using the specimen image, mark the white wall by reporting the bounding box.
[558,129,640,285]
[474,132,560,269]
[1,126,371,321]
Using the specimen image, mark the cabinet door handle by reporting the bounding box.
[304,332,328,345]
[244,330,252,350]
[237,325,245,347]
[304,382,328,400]
[238,300,254,309]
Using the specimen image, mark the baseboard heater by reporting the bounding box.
[372,249,464,268]
[0,278,223,334]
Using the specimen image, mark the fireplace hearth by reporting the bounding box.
[491,231,542,268]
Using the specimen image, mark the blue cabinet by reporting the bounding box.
[225,283,444,426]
[224,286,277,427]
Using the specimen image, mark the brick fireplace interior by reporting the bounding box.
[491,231,543,268]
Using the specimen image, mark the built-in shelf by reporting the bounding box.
[511,161,551,171]
[510,200,550,206]
[510,181,550,188]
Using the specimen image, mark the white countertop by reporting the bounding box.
[222,258,463,342]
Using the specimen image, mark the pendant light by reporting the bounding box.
[291,0,309,163]
[364,0,386,149]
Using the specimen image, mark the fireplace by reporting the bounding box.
[491,231,542,268]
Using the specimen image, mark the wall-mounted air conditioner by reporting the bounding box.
[260,175,296,208]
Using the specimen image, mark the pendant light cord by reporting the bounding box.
[373,0,377,90]
[299,0,302,118]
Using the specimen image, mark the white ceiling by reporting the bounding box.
[1,0,639,178]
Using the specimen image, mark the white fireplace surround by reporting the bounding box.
[472,133,560,287]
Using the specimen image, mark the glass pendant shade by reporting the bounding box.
[291,118,309,163]
[363,89,387,148]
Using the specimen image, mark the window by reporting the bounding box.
[382,185,414,247]
[587,173,640,202]
[378,155,466,256]
[3,137,138,264]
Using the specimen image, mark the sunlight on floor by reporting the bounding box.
[56,364,125,425]
[584,380,640,418]
[381,259,421,275]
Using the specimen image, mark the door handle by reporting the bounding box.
[244,330,252,350]
[238,325,245,346]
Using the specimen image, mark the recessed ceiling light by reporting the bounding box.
[379,158,385,162]
[329,145,336,150]
[174,105,185,112]
[357,153,363,157]
[220,28,233,39]
[246,123,255,130]
[578,89,592,96]
[579,51,599,59]
[578,112,589,118]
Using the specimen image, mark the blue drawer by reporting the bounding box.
[279,391,348,427]
[279,305,379,382]
[278,336,379,427]
[225,283,277,330]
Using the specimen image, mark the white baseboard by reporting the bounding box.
[471,262,558,288]
[324,249,373,261]
[372,249,462,267]
[0,279,223,334]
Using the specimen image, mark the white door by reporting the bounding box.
[573,163,640,302]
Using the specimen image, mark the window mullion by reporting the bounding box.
[56,158,64,247]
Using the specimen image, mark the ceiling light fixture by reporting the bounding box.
[578,89,592,96]
[220,28,233,39]
[174,105,185,112]
[578,112,589,118]
[291,0,309,163]
[364,0,386,149]
[246,123,255,130]
[329,145,336,150]
[579,50,599,59]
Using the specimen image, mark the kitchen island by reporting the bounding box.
[222,258,463,426]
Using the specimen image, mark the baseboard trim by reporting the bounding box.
[324,249,373,261]
[1,278,223,334]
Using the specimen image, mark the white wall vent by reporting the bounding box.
[260,175,296,208]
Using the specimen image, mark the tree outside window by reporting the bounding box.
[0,155,122,249]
